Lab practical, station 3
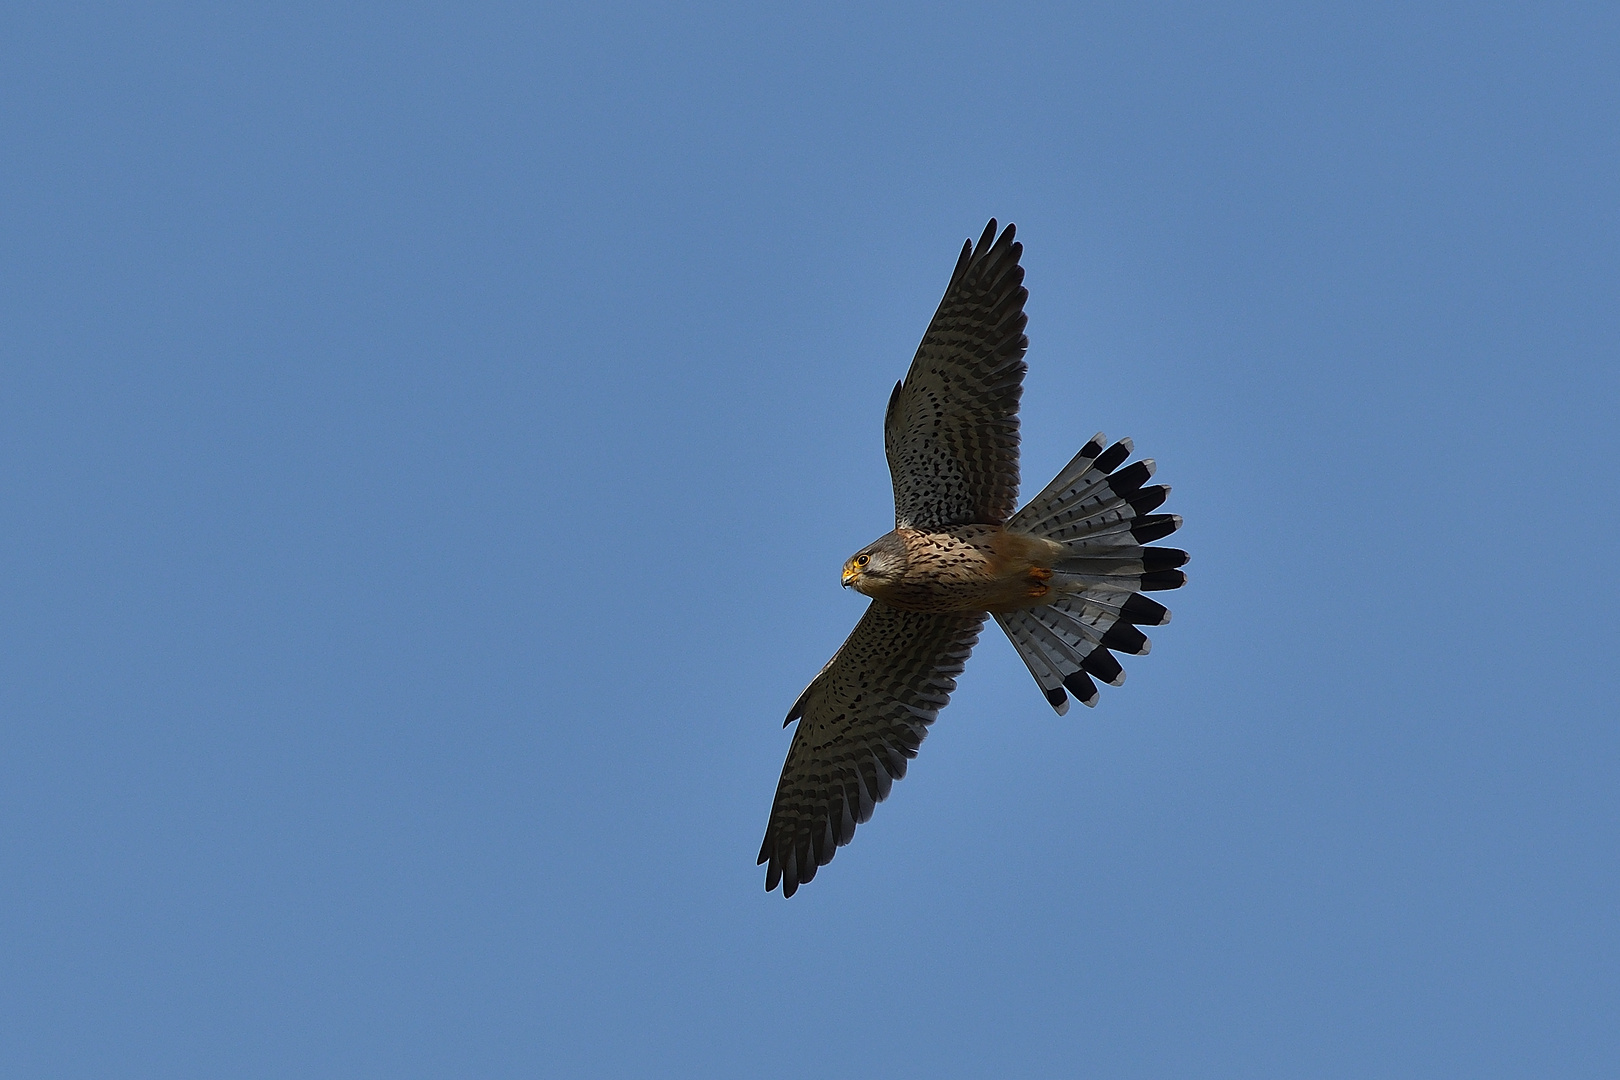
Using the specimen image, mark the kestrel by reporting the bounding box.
[759,220,1188,897]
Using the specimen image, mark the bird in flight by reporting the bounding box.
[759,220,1187,897]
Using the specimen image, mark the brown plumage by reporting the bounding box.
[842,526,1063,613]
[759,221,1188,897]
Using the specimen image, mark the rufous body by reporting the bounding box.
[842,526,1065,614]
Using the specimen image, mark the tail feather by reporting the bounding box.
[1014,434,1108,522]
[994,609,1083,712]
[999,436,1186,712]
[1012,437,1132,531]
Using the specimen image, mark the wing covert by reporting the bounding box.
[759,603,984,897]
[885,219,1029,529]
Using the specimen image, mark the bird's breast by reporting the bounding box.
[864,526,1063,613]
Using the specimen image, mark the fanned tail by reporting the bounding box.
[997,435,1186,713]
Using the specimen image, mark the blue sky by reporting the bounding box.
[3,3,1617,1076]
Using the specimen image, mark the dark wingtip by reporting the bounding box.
[976,219,998,254]
[950,239,974,283]
[1045,686,1067,709]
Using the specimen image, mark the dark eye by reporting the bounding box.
[856,554,870,566]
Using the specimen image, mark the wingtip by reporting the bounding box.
[988,221,1018,264]
[979,218,998,249]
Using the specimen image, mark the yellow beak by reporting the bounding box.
[842,565,858,588]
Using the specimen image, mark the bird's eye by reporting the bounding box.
[856,555,870,566]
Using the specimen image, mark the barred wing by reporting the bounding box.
[760,604,984,897]
[885,219,1029,529]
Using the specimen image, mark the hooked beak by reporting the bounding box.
[841,566,858,588]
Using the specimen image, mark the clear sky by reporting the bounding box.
[3,3,1617,1077]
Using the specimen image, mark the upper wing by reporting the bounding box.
[885,220,1029,529]
[759,603,984,897]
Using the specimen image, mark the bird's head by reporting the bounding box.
[842,531,908,596]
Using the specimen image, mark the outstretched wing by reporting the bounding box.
[885,219,1029,530]
[760,603,984,897]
